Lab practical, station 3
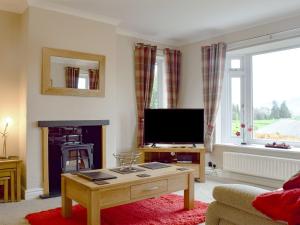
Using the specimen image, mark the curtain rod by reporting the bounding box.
[135,43,179,51]
[228,27,300,49]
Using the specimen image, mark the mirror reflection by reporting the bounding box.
[50,56,100,90]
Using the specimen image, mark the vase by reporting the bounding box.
[241,128,247,145]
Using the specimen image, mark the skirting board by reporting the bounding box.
[205,167,284,189]
[23,187,44,200]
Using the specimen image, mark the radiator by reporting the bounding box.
[223,152,300,180]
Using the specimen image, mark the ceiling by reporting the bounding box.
[3,0,300,45]
[0,0,27,13]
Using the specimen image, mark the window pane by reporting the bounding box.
[231,77,241,136]
[150,64,159,108]
[252,48,300,142]
[231,59,241,70]
[78,77,86,89]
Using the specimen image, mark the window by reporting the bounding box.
[78,73,89,89]
[222,39,300,145]
[150,56,168,108]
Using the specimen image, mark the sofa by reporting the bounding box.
[205,184,287,225]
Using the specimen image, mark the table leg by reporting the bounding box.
[4,179,8,202]
[199,150,205,182]
[184,172,194,210]
[61,176,72,217]
[16,163,21,201]
[10,171,15,202]
[87,191,100,225]
[139,151,145,164]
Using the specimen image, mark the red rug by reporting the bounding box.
[26,194,208,225]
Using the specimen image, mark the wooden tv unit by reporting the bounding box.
[138,146,205,182]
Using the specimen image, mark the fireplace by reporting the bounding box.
[38,120,109,198]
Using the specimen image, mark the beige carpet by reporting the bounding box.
[0,178,227,225]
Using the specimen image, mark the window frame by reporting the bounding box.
[222,55,249,144]
[222,44,300,147]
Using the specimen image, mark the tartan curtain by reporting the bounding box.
[88,69,99,90]
[65,67,80,88]
[165,49,182,108]
[202,42,227,152]
[135,43,157,147]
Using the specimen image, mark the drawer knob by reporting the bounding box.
[145,186,159,191]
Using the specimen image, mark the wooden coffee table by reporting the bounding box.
[61,164,195,225]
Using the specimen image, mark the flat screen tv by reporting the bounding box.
[144,108,204,145]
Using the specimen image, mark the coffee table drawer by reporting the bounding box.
[100,187,131,207]
[131,179,167,199]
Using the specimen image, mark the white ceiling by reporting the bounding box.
[0,0,27,13]
[3,0,300,45]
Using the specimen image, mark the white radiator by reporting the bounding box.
[223,152,300,180]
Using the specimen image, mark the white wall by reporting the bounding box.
[0,11,22,157]
[179,14,300,168]
[24,7,118,190]
[178,44,203,108]
[115,35,137,153]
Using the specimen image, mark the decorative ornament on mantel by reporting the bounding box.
[235,123,253,145]
[0,117,12,159]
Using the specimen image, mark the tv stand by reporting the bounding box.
[151,143,157,148]
[138,146,205,182]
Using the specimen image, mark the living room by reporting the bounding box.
[0,0,300,225]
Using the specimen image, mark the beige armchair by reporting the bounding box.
[205,184,287,225]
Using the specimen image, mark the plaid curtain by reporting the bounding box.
[135,43,157,147]
[165,49,181,108]
[202,42,227,152]
[65,67,80,88]
[88,69,99,90]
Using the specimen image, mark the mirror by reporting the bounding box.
[42,48,105,97]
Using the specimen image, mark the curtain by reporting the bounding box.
[165,48,182,108]
[65,67,80,88]
[88,69,99,90]
[202,42,227,152]
[135,43,157,147]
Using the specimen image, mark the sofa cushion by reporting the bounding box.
[283,171,300,190]
[213,184,268,218]
[252,188,300,225]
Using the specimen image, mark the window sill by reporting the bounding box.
[214,143,300,157]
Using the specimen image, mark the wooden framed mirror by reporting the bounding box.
[42,48,105,97]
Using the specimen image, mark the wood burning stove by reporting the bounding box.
[61,143,94,173]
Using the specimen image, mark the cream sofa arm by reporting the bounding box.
[212,184,268,217]
[205,184,286,225]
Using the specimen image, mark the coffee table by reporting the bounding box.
[61,164,195,225]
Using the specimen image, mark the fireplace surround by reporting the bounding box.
[38,120,109,197]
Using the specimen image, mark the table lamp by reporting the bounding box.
[0,117,12,159]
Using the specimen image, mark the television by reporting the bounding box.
[144,108,204,145]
